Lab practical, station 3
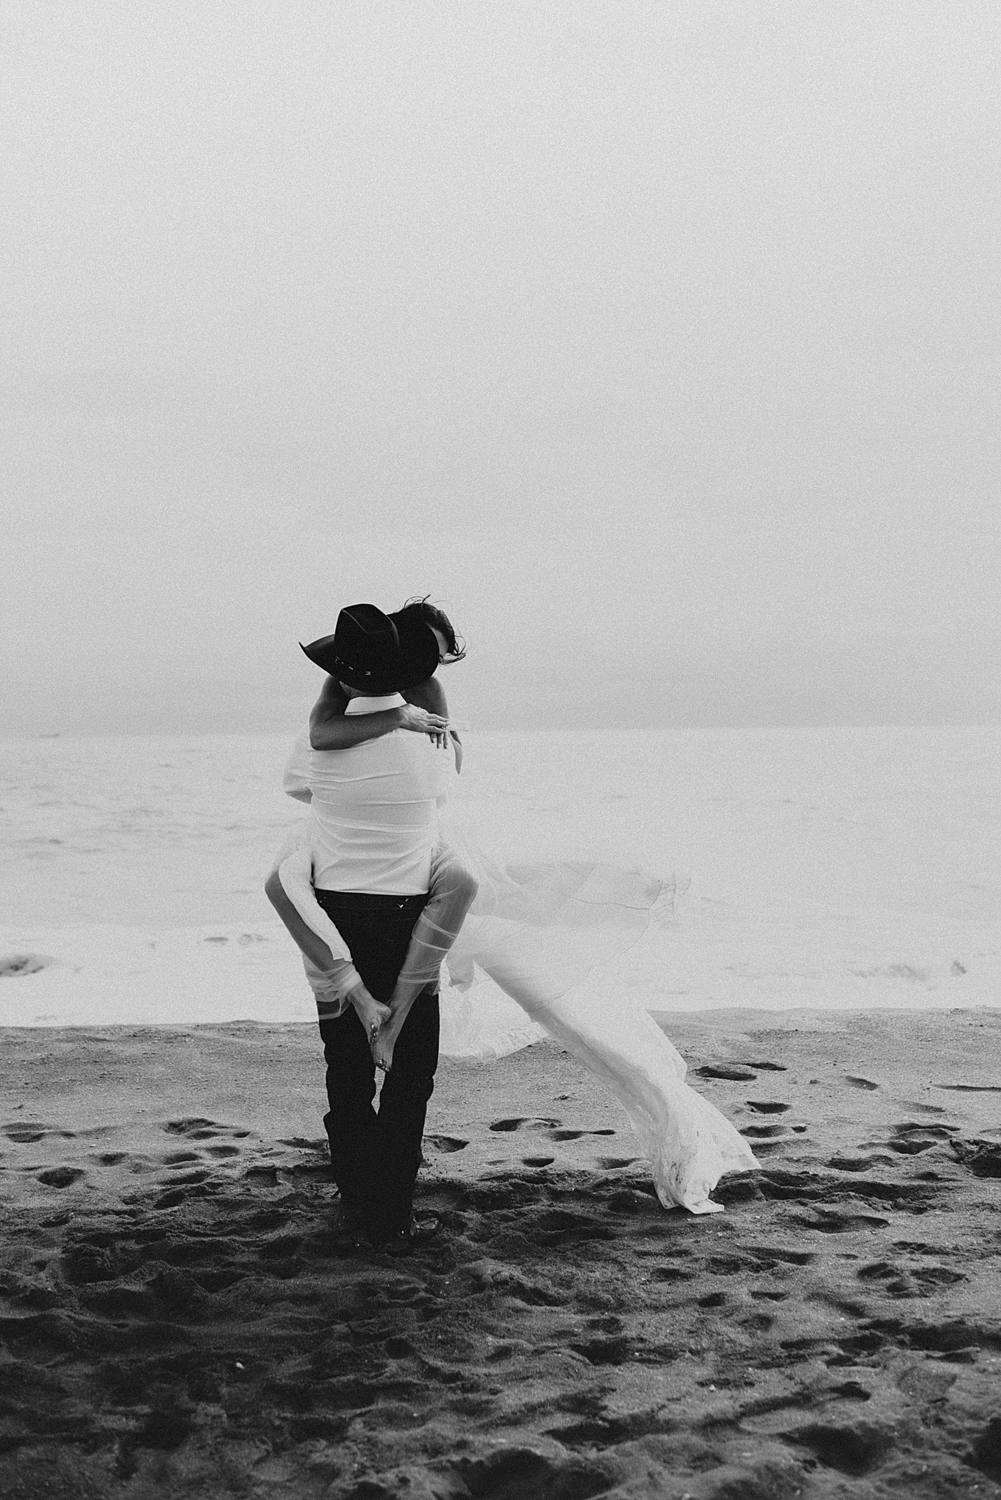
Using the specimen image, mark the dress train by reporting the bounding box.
[272,814,759,1214]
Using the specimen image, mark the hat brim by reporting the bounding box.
[300,622,438,693]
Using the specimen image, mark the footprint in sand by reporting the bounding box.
[759,1164,933,1210]
[949,1138,1001,1177]
[425,1135,468,1154]
[793,1207,890,1232]
[697,1059,788,1082]
[740,1123,792,1155]
[857,1260,928,1299]
[534,1209,605,1244]
[696,1064,758,1082]
[457,1447,609,1497]
[749,1145,788,1160]
[0,952,56,977]
[492,1123,621,1180]
[914,1265,966,1289]
[738,1310,777,1334]
[706,1253,754,1274]
[488,1117,615,1143]
[36,1166,85,1188]
[747,1244,816,1268]
[934,1082,1001,1093]
[3,1122,75,1144]
[745,1100,790,1115]
[826,1152,897,1172]
[845,1076,880,1091]
[651,1265,695,1283]
[782,1420,893,1478]
[888,1122,956,1156]
[152,1188,188,1210]
[163,1118,252,1142]
[569,1334,633,1365]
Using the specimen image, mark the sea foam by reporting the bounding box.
[2,726,998,1028]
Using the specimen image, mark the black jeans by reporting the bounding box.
[313,888,439,1239]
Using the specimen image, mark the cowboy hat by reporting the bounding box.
[300,602,439,693]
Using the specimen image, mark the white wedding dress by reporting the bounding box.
[273,734,759,1214]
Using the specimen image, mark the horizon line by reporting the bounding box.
[5,718,1000,742]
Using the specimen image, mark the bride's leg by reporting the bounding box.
[371,844,478,1072]
[265,867,342,972]
[265,868,389,1035]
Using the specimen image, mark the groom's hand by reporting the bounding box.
[397,704,450,748]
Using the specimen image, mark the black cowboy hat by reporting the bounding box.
[300,602,439,694]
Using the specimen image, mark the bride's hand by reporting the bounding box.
[397,704,450,748]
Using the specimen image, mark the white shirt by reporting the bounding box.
[306,694,452,895]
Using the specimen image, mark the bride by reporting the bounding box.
[267,599,758,1215]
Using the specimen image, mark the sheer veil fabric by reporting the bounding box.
[273,737,759,1214]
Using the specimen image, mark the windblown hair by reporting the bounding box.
[398,597,467,662]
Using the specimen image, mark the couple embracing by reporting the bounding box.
[267,597,476,1253]
[268,595,760,1253]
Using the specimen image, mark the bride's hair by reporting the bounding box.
[399,597,466,662]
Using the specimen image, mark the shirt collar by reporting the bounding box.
[344,693,405,717]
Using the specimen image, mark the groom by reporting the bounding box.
[298,603,451,1252]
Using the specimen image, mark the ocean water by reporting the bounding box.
[1,726,999,1028]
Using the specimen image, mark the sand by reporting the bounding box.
[2,1008,1001,1500]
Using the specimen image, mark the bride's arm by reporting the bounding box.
[309,675,449,751]
[309,676,391,749]
[408,677,462,772]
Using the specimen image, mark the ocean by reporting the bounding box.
[2,726,999,1029]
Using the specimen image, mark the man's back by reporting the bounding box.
[309,696,451,895]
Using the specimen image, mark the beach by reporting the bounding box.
[7,0,1001,1487]
[3,726,1000,1495]
[4,1007,1001,1499]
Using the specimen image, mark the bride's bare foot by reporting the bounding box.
[371,1017,403,1074]
[349,989,390,1039]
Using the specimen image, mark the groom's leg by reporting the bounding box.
[312,895,390,1216]
[370,985,440,1240]
[314,891,434,1233]
[317,1008,377,1211]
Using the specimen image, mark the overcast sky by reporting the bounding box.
[4,1,1000,733]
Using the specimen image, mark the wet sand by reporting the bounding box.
[2,1008,1001,1499]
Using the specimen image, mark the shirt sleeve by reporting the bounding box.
[283,729,312,802]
